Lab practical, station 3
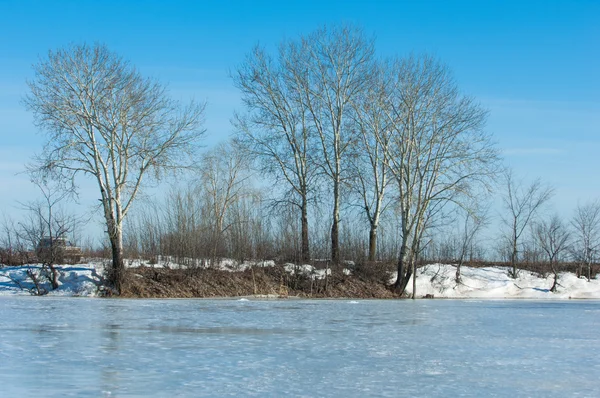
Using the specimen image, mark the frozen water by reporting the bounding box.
[0,298,599,397]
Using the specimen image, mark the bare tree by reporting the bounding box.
[233,43,319,262]
[455,202,489,284]
[571,200,600,281]
[16,176,81,293]
[534,214,570,292]
[381,55,499,296]
[24,43,205,293]
[349,63,393,262]
[298,25,375,264]
[500,171,553,278]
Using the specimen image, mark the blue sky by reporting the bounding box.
[0,0,598,240]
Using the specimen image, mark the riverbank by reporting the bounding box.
[1,261,600,299]
[121,264,397,299]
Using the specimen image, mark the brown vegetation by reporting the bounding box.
[120,263,400,299]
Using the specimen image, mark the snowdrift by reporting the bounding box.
[405,264,600,299]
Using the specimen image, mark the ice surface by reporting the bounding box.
[0,298,599,397]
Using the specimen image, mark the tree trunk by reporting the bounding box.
[48,264,59,290]
[110,232,125,294]
[550,271,558,292]
[412,258,417,299]
[587,261,591,282]
[331,182,340,264]
[397,266,412,296]
[510,239,518,278]
[394,240,411,295]
[411,238,421,299]
[368,224,377,262]
[301,199,310,263]
[550,261,558,292]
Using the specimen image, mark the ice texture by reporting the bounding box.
[0,298,599,397]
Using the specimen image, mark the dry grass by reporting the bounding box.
[121,264,400,299]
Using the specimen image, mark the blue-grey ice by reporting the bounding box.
[1,298,599,397]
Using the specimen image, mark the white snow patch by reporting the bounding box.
[400,264,600,299]
[283,263,331,280]
[123,257,277,272]
[0,263,104,296]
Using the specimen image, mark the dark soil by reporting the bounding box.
[120,264,400,299]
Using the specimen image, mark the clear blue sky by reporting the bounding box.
[0,0,598,240]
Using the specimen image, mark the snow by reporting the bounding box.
[124,257,276,272]
[283,263,332,280]
[403,263,600,299]
[1,261,600,298]
[0,263,104,296]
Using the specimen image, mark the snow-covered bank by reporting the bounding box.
[405,264,600,299]
[0,264,104,296]
[1,262,600,299]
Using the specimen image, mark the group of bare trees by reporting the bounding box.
[498,171,600,288]
[2,25,597,296]
[233,26,500,296]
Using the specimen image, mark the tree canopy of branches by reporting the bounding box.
[24,43,206,293]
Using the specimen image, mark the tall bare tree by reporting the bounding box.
[24,43,205,293]
[534,214,570,292]
[571,200,600,281]
[500,171,553,278]
[349,63,393,262]
[381,55,499,296]
[298,25,375,264]
[233,44,319,262]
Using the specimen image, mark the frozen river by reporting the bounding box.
[0,298,599,397]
